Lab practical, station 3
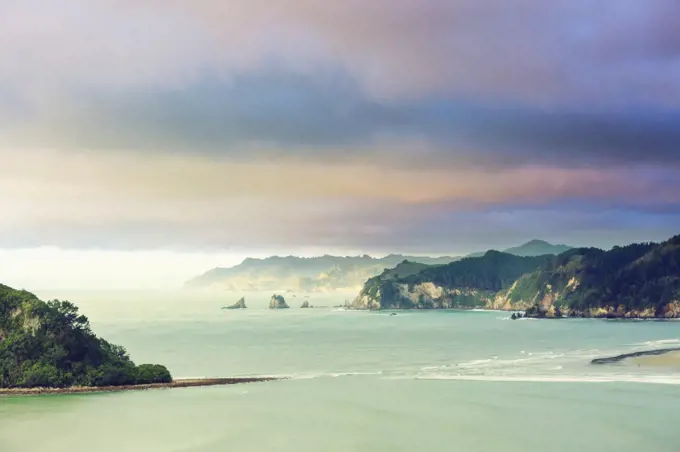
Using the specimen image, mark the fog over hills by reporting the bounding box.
[187,240,571,292]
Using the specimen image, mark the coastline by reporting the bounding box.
[355,306,679,320]
[0,377,284,397]
[631,351,680,368]
[591,347,680,365]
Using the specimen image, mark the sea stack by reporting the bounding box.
[269,294,290,309]
[300,300,310,308]
[223,297,247,309]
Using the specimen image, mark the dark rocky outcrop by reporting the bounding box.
[300,300,310,308]
[591,347,680,364]
[269,294,290,309]
[222,297,247,310]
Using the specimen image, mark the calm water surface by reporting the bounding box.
[1,290,679,451]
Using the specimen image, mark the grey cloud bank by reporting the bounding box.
[3,69,680,169]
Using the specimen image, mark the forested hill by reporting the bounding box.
[0,284,171,388]
[352,235,680,318]
[523,235,680,318]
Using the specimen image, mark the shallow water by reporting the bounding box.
[2,290,680,451]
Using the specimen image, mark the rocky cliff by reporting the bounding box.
[352,253,550,310]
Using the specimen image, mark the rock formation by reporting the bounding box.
[222,297,247,309]
[269,294,290,309]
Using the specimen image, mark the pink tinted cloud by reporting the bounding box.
[3,0,680,105]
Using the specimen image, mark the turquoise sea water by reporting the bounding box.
[2,290,680,451]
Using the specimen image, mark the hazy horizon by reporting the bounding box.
[1,235,671,291]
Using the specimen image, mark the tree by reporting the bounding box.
[1,284,173,389]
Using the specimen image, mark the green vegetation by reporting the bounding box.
[354,252,551,309]
[404,252,551,291]
[0,284,172,389]
[524,236,680,317]
[381,260,433,280]
[352,235,680,318]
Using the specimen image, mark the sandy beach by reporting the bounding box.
[0,377,284,397]
[631,350,680,368]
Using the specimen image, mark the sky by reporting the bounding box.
[1,0,680,289]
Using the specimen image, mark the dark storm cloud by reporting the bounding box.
[3,69,680,167]
[407,102,680,167]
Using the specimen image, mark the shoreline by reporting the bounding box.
[0,377,285,397]
[355,307,678,320]
[591,347,680,365]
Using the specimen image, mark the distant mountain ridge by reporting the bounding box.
[466,239,573,258]
[186,240,571,292]
[186,254,459,292]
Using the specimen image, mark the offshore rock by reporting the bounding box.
[269,294,290,309]
[222,297,247,309]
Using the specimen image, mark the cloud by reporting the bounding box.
[1,149,679,250]
[3,67,680,168]
[3,1,680,168]
[4,0,680,103]
[110,0,680,103]
[1,0,679,257]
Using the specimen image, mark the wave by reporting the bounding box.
[414,374,680,385]
[470,309,512,313]
[454,352,565,369]
[412,348,610,381]
[637,339,680,347]
[287,370,384,380]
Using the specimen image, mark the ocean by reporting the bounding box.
[2,290,680,451]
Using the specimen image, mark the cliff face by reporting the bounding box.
[352,253,550,310]
[352,235,680,318]
[352,279,535,311]
[269,294,290,309]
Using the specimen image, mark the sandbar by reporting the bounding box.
[0,377,284,397]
